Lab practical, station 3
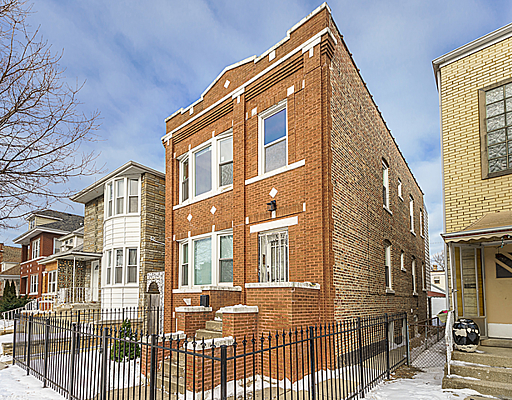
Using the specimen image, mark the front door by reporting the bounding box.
[91,261,99,302]
[485,245,512,338]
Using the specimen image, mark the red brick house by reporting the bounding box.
[13,210,84,298]
[162,4,429,337]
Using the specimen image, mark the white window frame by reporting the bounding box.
[412,258,417,295]
[180,157,189,203]
[106,182,113,217]
[400,250,406,272]
[258,100,288,176]
[177,130,233,206]
[409,196,415,234]
[398,178,403,200]
[29,274,38,295]
[29,219,35,229]
[384,243,392,290]
[178,229,233,288]
[53,238,61,254]
[126,248,138,284]
[114,248,123,285]
[258,229,289,283]
[218,136,233,188]
[104,177,141,219]
[31,239,40,260]
[105,250,112,285]
[419,208,424,238]
[422,261,426,291]
[382,160,389,210]
[47,270,57,294]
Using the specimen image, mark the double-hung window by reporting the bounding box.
[107,182,113,217]
[382,160,389,209]
[409,196,415,233]
[106,250,112,285]
[179,231,233,287]
[260,102,287,174]
[412,258,417,294]
[422,261,426,291]
[178,130,233,205]
[115,249,123,284]
[400,251,405,272]
[258,230,288,283]
[115,180,124,215]
[30,274,38,294]
[419,208,423,237]
[384,242,392,289]
[219,137,233,186]
[398,178,403,200]
[48,270,57,293]
[32,239,40,259]
[128,179,139,213]
[127,248,138,283]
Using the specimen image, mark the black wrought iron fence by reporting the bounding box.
[13,312,409,400]
[408,317,446,368]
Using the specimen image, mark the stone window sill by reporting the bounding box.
[383,206,393,215]
[386,288,395,295]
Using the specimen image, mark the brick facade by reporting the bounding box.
[163,4,427,336]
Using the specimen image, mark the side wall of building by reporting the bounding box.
[328,22,428,321]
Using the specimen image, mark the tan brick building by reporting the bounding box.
[163,4,428,337]
[435,23,512,339]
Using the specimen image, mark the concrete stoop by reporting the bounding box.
[443,344,512,399]
[1,342,13,356]
[195,311,223,341]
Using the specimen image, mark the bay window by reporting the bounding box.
[105,177,139,217]
[115,180,124,214]
[258,230,288,283]
[128,179,139,213]
[106,250,112,285]
[115,249,123,284]
[127,248,138,283]
[107,182,113,217]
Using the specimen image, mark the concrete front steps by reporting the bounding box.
[443,342,512,399]
[195,311,223,340]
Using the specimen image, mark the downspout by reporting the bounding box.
[437,67,451,312]
[73,256,76,303]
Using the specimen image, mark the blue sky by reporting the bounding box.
[2,0,512,255]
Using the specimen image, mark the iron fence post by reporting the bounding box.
[149,334,157,400]
[26,315,33,376]
[43,317,50,388]
[220,345,228,400]
[385,314,390,379]
[405,314,410,366]
[309,326,316,400]
[68,322,77,400]
[100,328,108,400]
[357,317,365,398]
[12,314,17,366]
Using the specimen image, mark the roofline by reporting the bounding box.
[13,227,69,244]
[164,2,332,124]
[39,250,102,264]
[432,22,512,88]
[71,161,165,204]
[25,213,62,222]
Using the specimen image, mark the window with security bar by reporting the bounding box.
[258,230,289,283]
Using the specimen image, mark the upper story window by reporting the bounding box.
[106,249,112,285]
[259,101,287,174]
[53,238,61,254]
[412,258,417,295]
[178,130,233,205]
[31,238,40,259]
[106,182,113,217]
[409,196,415,234]
[115,180,124,214]
[398,178,403,200]
[258,229,288,283]
[48,270,57,294]
[482,82,512,176]
[382,160,389,209]
[105,177,140,218]
[400,250,405,272]
[419,208,423,237]
[29,218,35,229]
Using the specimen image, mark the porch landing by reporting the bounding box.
[443,340,512,399]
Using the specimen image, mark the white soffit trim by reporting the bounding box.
[249,216,298,234]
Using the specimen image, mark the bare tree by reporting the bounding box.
[0,0,100,229]
[431,250,445,271]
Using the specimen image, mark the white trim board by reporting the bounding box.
[249,216,298,234]
[488,323,512,339]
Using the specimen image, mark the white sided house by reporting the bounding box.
[71,161,166,310]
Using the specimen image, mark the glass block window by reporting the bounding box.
[485,83,512,173]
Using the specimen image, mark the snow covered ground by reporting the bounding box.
[0,364,64,400]
[366,367,486,400]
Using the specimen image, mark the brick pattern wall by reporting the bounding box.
[84,197,104,253]
[140,172,166,307]
[328,24,427,321]
[440,37,512,234]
